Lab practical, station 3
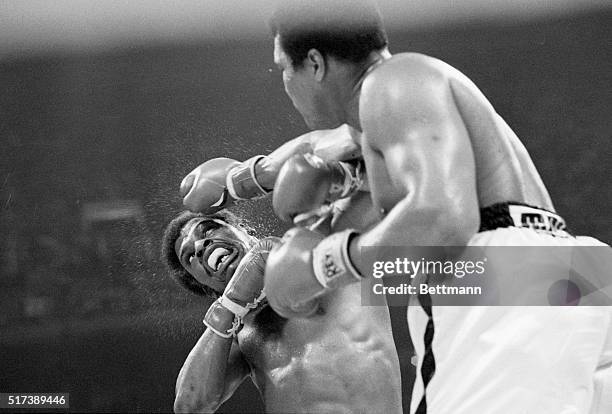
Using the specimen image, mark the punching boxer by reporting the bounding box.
[162,210,402,413]
[256,1,612,413]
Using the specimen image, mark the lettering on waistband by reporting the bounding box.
[508,205,568,236]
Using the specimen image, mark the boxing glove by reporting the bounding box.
[203,237,281,338]
[264,227,362,319]
[181,156,272,214]
[272,153,364,226]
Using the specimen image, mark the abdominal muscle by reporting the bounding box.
[246,286,402,414]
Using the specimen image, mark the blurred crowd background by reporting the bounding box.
[1,1,610,412]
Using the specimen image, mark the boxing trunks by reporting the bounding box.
[408,202,612,414]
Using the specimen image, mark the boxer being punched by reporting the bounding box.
[259,1,612,413]
[162,210,402,413]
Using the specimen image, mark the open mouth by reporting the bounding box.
[203,242,239,277]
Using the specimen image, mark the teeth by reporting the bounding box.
[207,247,230,270]
[217,254,231,270]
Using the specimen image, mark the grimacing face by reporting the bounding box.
[174,217,255,293]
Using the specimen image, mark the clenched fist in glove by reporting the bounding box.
[181,156,273,214]
[203,237,281,338]
[273,153,365,227]
[264,227,363,319]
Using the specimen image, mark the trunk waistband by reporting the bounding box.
[479,202,570,236]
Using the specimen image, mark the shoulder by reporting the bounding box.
[366,53,443,84]
[358,53,472,149]
[366,52,460,84]
[359,52,484,123]
[362,53,461,105]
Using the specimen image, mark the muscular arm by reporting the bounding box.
[182,124,362,213]
[174,330,250,413]
[350,56,480,266]
[255,125,361,190]
[264,58,483,318]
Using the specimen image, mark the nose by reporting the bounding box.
[194,239,211,258]
[194,238,213,255]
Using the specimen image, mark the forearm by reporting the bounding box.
[174,330,237,413]
[185,126,361,213]
[349,196,479,276]
[253,124,362,190]
[254,136,313,190]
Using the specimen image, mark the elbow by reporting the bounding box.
[425,200,479,246]
[173,399,194,414]
[441,202,480,245]
[174,392,221,414]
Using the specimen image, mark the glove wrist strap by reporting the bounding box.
[337,160,364,199]
[312,229,363,289]
[227,155,272,200]
[293,204,334,228]
[218,291,266,318]
[202,301,239,339]
[203,291,267,339]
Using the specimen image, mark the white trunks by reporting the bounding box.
[409,203,612,414]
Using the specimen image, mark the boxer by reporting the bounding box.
[162,210,402,413]
[259,1,612,413]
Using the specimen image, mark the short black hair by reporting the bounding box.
[161,210,244,298]
[269,0,388,67]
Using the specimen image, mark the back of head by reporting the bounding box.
[270,0,388,67]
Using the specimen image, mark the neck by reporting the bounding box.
[345,48,392,130]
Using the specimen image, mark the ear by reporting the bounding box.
[306,48,326,82]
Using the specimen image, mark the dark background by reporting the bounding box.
[1,9,611,413]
